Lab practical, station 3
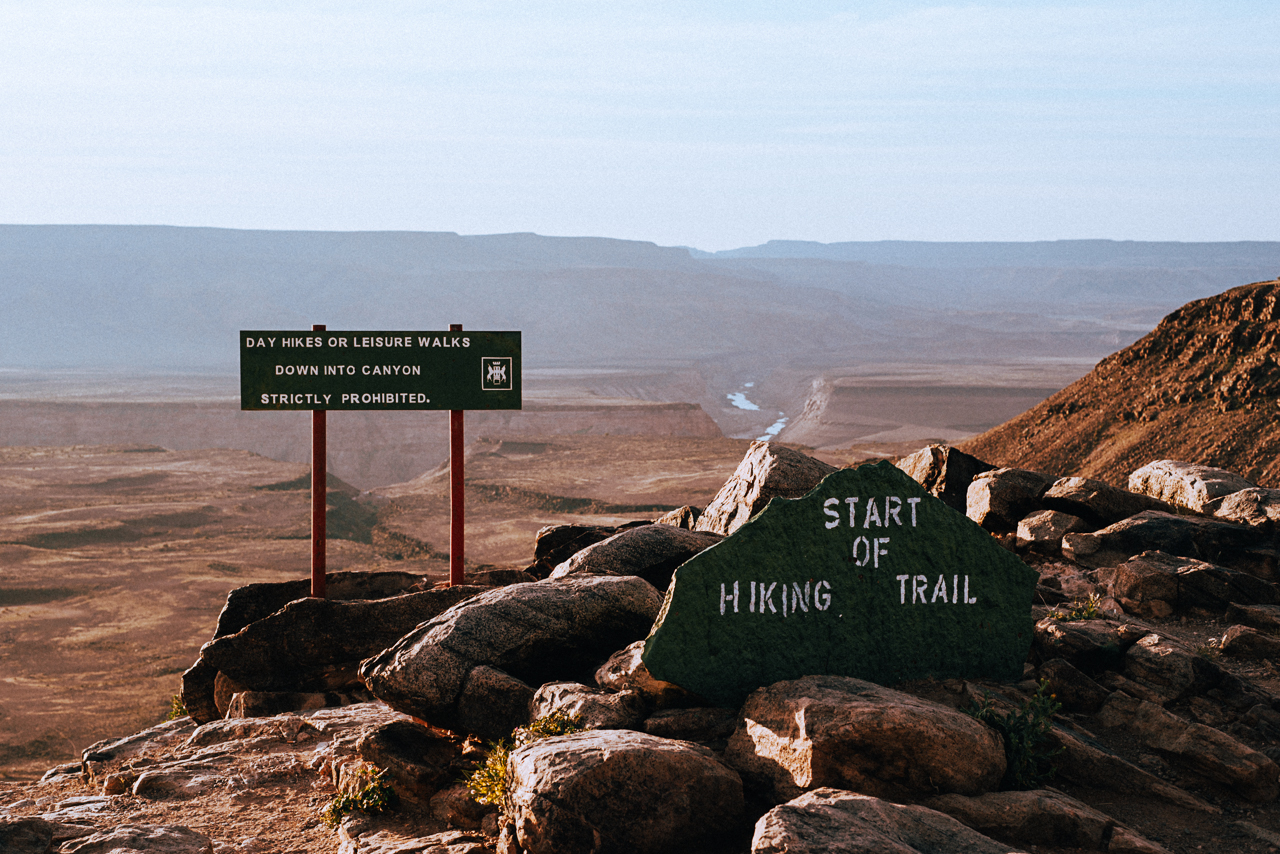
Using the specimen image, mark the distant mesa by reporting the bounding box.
[963,279,1280,487]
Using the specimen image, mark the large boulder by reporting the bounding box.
[1016,509,1090,553]
[694,441,836,536]
[60,825,214,854]
[1062,511,1273,577]
[1042,476,1175,527]
[1097,693,1280,802]
[1219,625,1280,660]
[751,788,1014,854]
[548,524,722,590]
[526,522,652,579]
[1128,460,1256,514]
[895,444,994,512]
[1215,488,1280,529]
[360,576,662,738]
[723,675,1005,802]
[504,729,744,854]
[354,719,464,804]
[199,586,485,693]
[0,818,56,854]
[1032,617,1150,674]
[966,468,1054,532]
[1108,551,1280,619]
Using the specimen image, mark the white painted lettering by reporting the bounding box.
[898,575,910,604]
[907,497,921,526]
[912,574,928,604]
[761,582,777,614]
[931,575,948,603]
[814,580,832,610]
[965,576,977,604]
[823,497,840,528]
[864,498,882,528]
[845,497,860,527]
[874,537,889,568]
[853,536,871,567]
[720,581,739,615]
[749,581,756,613]
[885,496,902,526]
[792,581,810,613]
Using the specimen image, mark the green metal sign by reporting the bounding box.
[240,329,521,410]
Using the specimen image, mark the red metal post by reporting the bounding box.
[311,323,327,599]
[449,323,465,586]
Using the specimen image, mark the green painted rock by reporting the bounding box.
[642,461,1038,706]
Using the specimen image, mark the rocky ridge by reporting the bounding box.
[963,279,1280,487]
[7,438,1280,853]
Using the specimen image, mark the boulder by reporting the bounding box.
[355,720,464,804]
[1032,617,1149,674]
[1042,476,1175,526]
[338,826,488,854]
[0,818,55,854]
[455,666,536,743]
[966,468,1054,532]
[594,641,699,709]
[1215,488,1280,529]
[548,524,722,590]
[1062,511,1273,577]
[1016,510,1090,553]
[226,688,371,718]
[895,444,994,512]
[526,522,651,579]
[723,675,1005,803]
[694,441,836,536]
[1097,693,1280,802]
[179,658,221,725]
[1227,603,1280,635]
[1128,460,1256,514]
[643,707,738,745]
[60,825,214,854]
[1109,551,1280,619]
[654,506,700,529]
[430,783,493,830]
[505,729,744,854]
[751,788,1014,854]
[200,586,484,693]
[1220,625,1280,660]
[1121,633,1223,704]
[924,788,1114,850]
[360,576,662,738]
[529,682,647,731]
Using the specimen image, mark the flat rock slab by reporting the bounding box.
[643,461,1038,706]
[752,788,1016,854]
[61,825,213,854]
[1062,511,1271,575]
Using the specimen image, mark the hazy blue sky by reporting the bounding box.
[3,2,1276,250]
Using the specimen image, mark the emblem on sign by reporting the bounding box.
[482,357,512,391]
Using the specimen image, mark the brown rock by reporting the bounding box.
[966,468,1053,533]
[1032,617,1147,674]
[60,826,214,854]
[1016,510,1091,553]
[723,675,1005,803]
[752,788,1014,854]
[0,818,56,854]
[505,729,744,854]
[1215,487,1280,529]
[529,682,646,731]
[1122,633,1223,704]
[895,444,994,512]
[924,788,1114,850]
[654,505,700,529]
[548,523,722,591]
[643,707,738,744]
[1043,476,1175,526]
[1220,625,1280,660]
[694,441,836,536]
[430,783,493,830]
[1109,550,1280,619]
[1098,693,1280,802]
[526,522,651,579]
[1128,460,1256,514]
[594,641,699,709]
[1062,511,1272,576]
[356,720,463,804]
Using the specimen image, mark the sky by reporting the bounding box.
[2,1,1277,251]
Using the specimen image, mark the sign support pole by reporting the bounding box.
[311,323,327,599]
[449,323,465,586]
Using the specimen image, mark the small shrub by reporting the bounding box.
[1050,592,1103,622]
[966,679,1063,790]
[165,694,188,722]
[320,767,398,827]
[465,712,583,806]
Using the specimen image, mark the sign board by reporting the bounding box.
[240,330,521,410]
[642,461,1038,706]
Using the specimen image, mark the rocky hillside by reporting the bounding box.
[963,279,1280,487]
